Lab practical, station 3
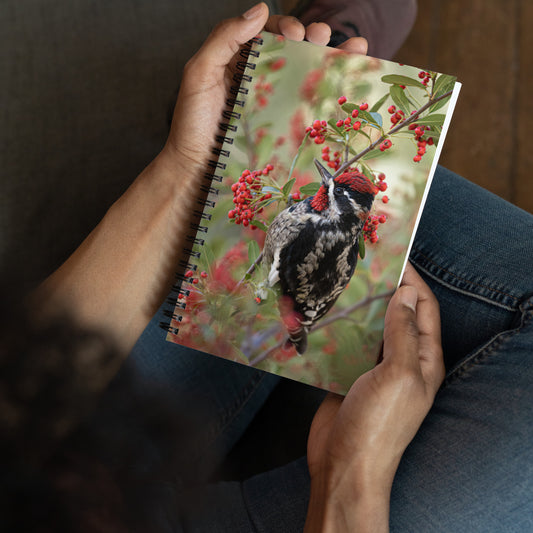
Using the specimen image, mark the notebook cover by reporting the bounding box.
[165,31,461,395]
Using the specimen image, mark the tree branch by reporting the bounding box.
[248,289,394,367]
[234,251,263,291]
[333,89,454,178]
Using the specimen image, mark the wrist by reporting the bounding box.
[305,460,392,533]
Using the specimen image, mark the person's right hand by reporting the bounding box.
[305,263,445,532]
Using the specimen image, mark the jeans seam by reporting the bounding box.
[204,371,267,446]
[411,246,520,311]
[442,305,533,387]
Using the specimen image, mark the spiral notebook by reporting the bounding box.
[161,32,461,395]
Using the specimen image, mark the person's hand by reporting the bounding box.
[160,2,368,184]
[305,263,445,532]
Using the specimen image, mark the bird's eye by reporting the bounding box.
[334,186,343,195]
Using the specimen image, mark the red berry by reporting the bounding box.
[344,117,351,126]
[185,270,194,278]
[378,173,386,181]
[377,181,388,191]
[255,297,261,304]
[360,102,369,110]
[336,119,344,127]
[338,96,347,105]
[388,105,396,114]
[353,121,361,130]
[378,215,387,223]
[413,155,422,162]
[382,195,389,204]
[200,271,208,278]
[192,278,199,284]
[351,109,359,118]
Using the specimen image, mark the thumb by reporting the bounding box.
[184,2,269,87]
[383,285,420,370]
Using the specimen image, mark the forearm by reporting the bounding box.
[36,149,194,355]
[305,466,391,533]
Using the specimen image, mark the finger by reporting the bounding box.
[401,263,444,391]
[265,15,306,41]
[383,284,420,371]
[337,36,368,55]
[305,22,332,46]
[185,2,269,83]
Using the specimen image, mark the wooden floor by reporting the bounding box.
[396,0,533,213]
[281,0,533,213]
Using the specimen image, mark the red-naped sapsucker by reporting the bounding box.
[263,160,378,354]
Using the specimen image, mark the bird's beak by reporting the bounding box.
[314,159,333,187]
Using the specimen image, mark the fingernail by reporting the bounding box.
[243,2,263,19]
[400,286,418,313]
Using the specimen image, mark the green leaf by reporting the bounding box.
[282,177,296,197]
[359,163,375,181]
[361,148,388,160]
[381,74,426,89]
[327,118,344,135]
[358,234,366,259]
[415,113,446,127]
[432,74,456,98]
[299,182,321,196]
[390,84,411,115]
[248,240,260,263]
[428,97,451,114]
[341,103,381,129]
[262,185,280,194]
[250,220,267,232]
[369,112,383,128]
[370,93,389,113]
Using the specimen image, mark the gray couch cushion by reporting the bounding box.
[1,0,263,286]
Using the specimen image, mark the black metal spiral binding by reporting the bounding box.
[159,35,263,335]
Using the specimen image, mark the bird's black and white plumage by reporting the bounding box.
[263,160,378,353]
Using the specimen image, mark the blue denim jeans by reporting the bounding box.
[127,166,533,531]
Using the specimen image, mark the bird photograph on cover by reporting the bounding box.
[167,31,458,394]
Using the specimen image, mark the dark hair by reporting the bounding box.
[0,290,202,532]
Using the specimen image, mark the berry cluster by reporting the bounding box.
[407,123,434,162]
[418,70,432,86]
[376,173,389,205]
[269,57,287,71]
[228,165,273,227]
[335,108,362,132]
[363,213,387,243]
[320,145,342,170]
[255,76,273,108]
[184,269,208,286]
[379,139,392,152]
[387,105,406,125]
[300,69,324,102]
[306,119,328,144]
